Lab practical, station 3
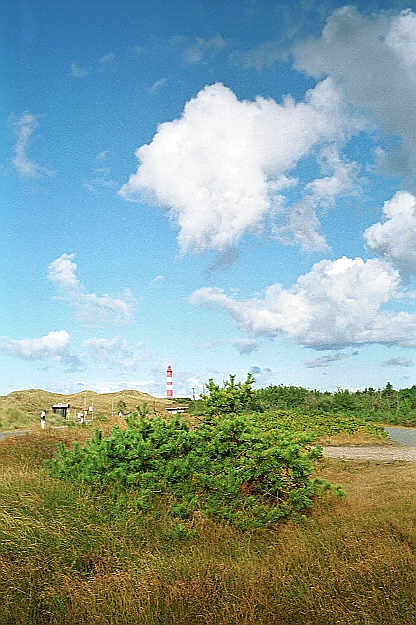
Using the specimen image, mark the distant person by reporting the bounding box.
[40,411,46,430]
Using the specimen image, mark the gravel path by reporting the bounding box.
[322,445,416,462]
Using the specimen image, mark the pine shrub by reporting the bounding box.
[48,413,336,529]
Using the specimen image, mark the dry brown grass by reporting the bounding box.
[0,432,415,625]
[0,388,173,430]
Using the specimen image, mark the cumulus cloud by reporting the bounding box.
[0,330,81,371]
[191,256,416,349]
[294,7,416,184]
[48,253,134,324]
[12,112,51,177]
[382,356,413,367]
[306,146,360,207]
[230,338,259,354]
[120,80,362,254]
[48,253,80,289]
[364,191,416,279]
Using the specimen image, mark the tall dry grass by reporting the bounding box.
[0,432,415,625]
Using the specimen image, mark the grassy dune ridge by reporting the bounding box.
[1,427,415,625]
[0,389,174,431]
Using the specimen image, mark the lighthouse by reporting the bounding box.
[166,365,173,398]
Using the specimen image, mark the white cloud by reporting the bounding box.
[382,357,413,367]
[48,253,79,288]
[71,63,88,78]
[96,151,108,161]
[120,80,362,254]
[306,145,359,206]
[0,330,81,370]
[294,7,416,185]
[182,34,226,64]
[12,112,51,178]
[1,330,69,358]
[276,197,328,252]
[230,338,259,354]
[48,253,134,324]
[364,191,416,279]
[191,256,416,349]
[275,146,360,251]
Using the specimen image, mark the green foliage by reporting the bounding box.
[257,382,416,426]
[200,373,260,419]
[48,412,331,529]
[259,409,386,441]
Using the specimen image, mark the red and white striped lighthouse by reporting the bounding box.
[166,365,173,398]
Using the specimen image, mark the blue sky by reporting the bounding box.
[3,0,416,397]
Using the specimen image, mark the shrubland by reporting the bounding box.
[48,375,386,530]
[256,381,416,426]
[1,429,415,624]
[0,374,413,624]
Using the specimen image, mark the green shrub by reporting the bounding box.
[48,413,335,529]
[200,373,260,418]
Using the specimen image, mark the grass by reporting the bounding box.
[0,389,172,431]
[1,429,415,625]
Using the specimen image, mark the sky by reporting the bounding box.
[3,0,416,397]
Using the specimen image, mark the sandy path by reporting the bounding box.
[322,445,416,462]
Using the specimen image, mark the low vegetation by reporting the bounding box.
[255,381,416,426]
[1,429,415,625]
[0,388,171,431]
[0,375,413,624]
[48,375,389,530]
[49,414,339,530]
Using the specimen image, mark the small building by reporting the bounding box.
[51,403,70,418]
[166,405,189,415]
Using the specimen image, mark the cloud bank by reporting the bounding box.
[191,256,416,349]
[294,6,416,184]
